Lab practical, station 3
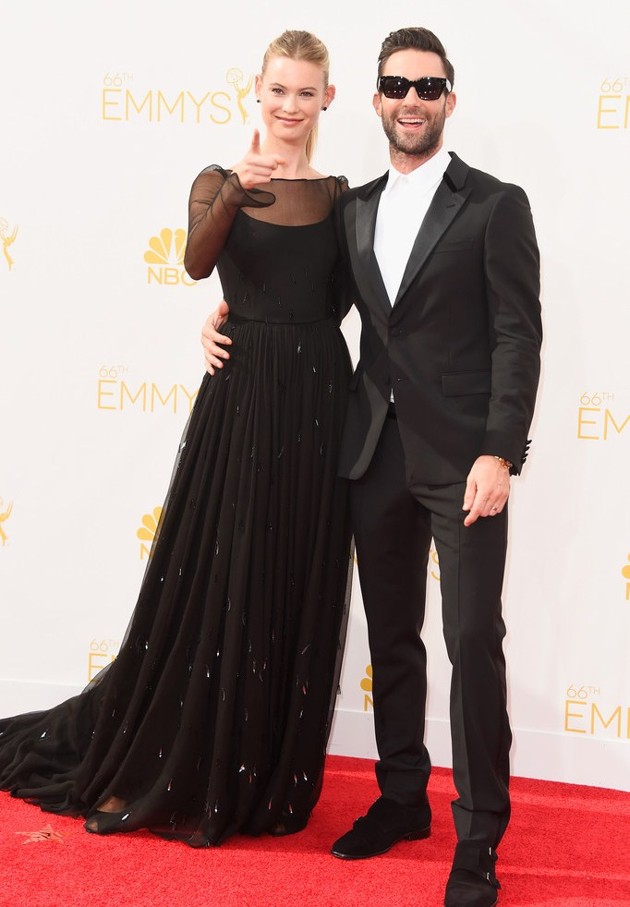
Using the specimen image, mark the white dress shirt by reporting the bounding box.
[374,146,451,306]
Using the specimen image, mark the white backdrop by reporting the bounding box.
[1,0,629,792]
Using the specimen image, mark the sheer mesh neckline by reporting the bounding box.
[231,172,346,227]
[184,165,347,267]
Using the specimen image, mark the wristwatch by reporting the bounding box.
[494,456,513,471]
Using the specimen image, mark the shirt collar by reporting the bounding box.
[383,147,452,196]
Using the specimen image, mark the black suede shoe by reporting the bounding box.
[330,796,431,859]
[444,842,501,907]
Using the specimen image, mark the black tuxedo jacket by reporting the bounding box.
[336,152,542,485]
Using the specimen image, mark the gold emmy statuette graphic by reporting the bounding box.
[0,218,18,271]
[0,498,13,546]
[226,68,253,125]
[144,229,186,266]
[622,553,630,600]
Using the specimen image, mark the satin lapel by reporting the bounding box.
[344,177,391,318]
[394,179,471,307]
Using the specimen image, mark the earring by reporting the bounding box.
[322,106,328,111]
[256,99,260,104]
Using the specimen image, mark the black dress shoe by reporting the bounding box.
[444,842,501,907]
[331,796,431,859]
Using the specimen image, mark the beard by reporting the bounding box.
[381,104,446,158]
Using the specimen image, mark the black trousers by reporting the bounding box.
[350,416,512,848]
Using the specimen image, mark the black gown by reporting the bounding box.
[0,167,353,846]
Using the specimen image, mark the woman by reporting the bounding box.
[0,30,352,847]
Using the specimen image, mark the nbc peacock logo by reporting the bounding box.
[622,552,630,602]
[144,228,196,287]
[0,498,14,546]
[360,665,373,712]
[0,218,18,272]
[137,505,163,560]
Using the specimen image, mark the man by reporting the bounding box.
[330,27,541,907]
[202,27,541,907]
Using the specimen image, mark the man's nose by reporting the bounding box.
[406,86,424,105]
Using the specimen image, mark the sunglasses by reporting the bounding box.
[377,75,451,101]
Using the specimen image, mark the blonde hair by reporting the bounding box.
[261,30,330,162]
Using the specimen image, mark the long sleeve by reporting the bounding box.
[183,166,275,281]
[331,178,356,325]
[480,184,542,473]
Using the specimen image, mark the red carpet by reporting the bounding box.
[0,756,629,906]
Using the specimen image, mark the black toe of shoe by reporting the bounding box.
[444,842,501,907]
[331,796,431,860]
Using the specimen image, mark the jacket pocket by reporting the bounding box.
[432,239,475,254]
[441,370,491,396]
